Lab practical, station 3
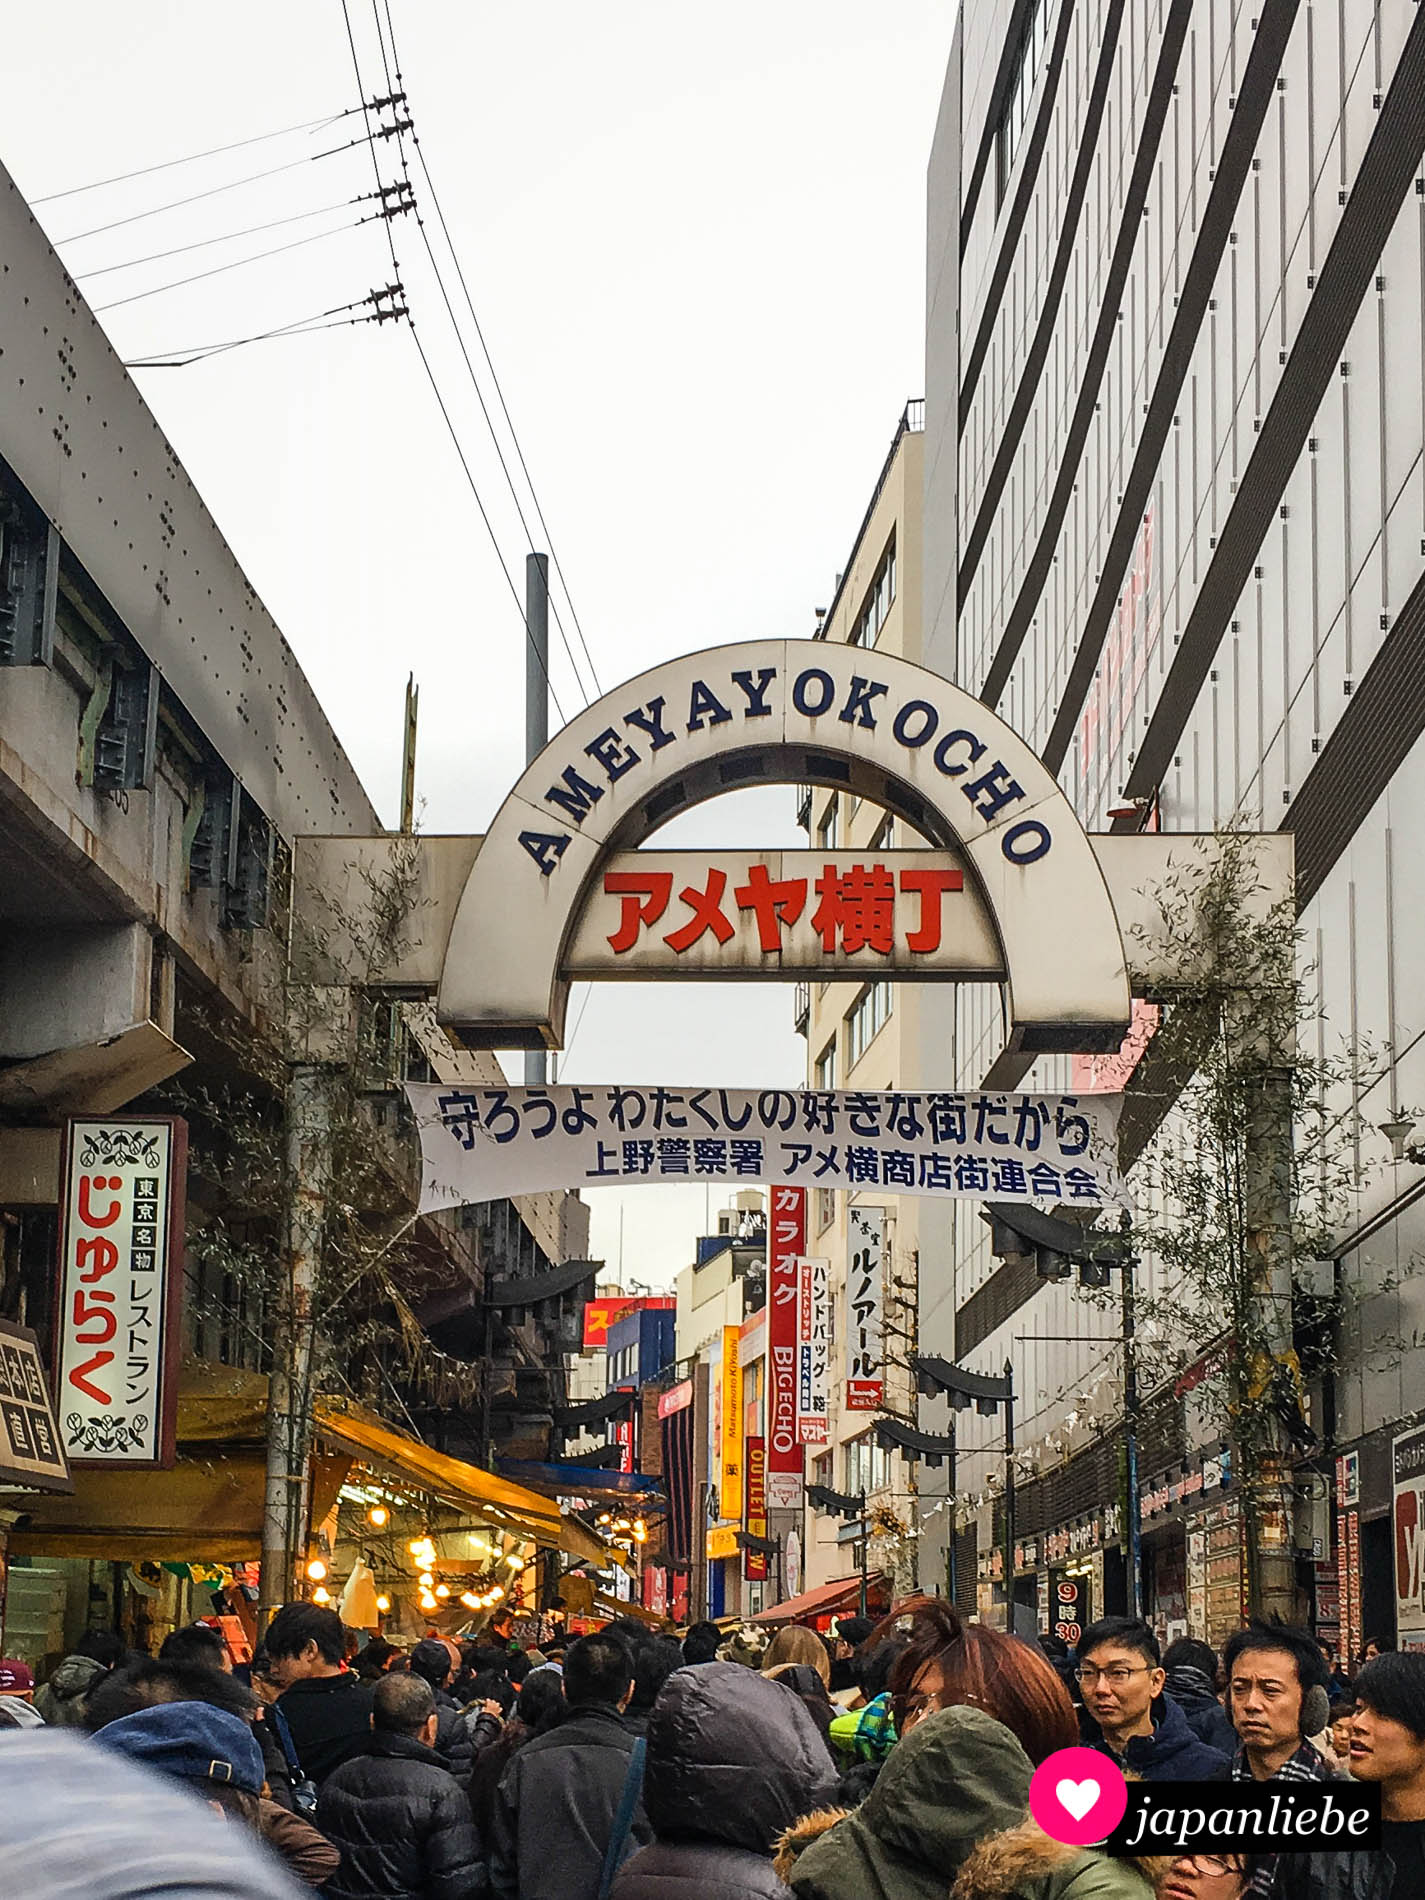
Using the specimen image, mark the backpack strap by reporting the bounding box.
[595,1735,646,1900]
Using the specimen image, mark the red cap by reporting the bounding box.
[0,1659,34,1693]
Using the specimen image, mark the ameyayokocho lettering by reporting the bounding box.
[516,663,1054,876]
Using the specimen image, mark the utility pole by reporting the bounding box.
[1120,1217,1141,1618]
[1002,1359,1016,1637]
[524,553,549,1090]
[400,674,418,833]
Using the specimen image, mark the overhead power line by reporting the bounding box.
[32,108,357,204]
[75,195,367,281]
[56,128,380,246]
[124,284,407,369]
[338,0,569,724]
[384,1,603,700]
[92,217,378,314]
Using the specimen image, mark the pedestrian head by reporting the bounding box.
[889,1597,1077,1764]
[1348,1652,1425,1792]
[853,1628,910,1701]
[0,1694,44,1728]
[563,1630,635,1711]
[93,1699,265,1804]
[84,1657,259,1734]
[1329,1698,1357,1758]
[1163,1636,1219,1682]
[717,1623,769,1669]
[0,1660,35,1702]
[354,1637,402,1681]
[629,1635,684,1720]
[470,1669,517,1715]
[409,1637,454,1692]
[835,1615,875,1652]
[73,1630,127,1670]
[1223,1619,1330,1763]
[373,1669,438,1746]
[1364,1636,1396,1661]
[514,1667,565,1733]
[261,1603,345,1688]
[1156,1851,1260,1899]
[762,1623,831,1688]
[681,1620,722,1666]
[1076,1615,1165,1741]
[643,1662,836,1855]
[158,1624,231,1673]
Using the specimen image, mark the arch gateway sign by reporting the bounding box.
[397,640,1140,1216]
[437,639,1131,1054]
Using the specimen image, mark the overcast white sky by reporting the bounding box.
[5,1,950,1286]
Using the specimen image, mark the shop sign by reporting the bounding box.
[1014,1537,1039,1570]
[1101,1501,1122,1543]
[56,1117,184,1467]
[1337,1450,1360,1509]
[784,1527,802,1599]
[1343,1509,1363,1663]
[613,1396,635,1475]
[744,1437,768,1581]
[408,1082,1126,1212]
[658,1380,693,1419]
[766,1187,806,1509]
[719,1327,744,1521]
[845,1205,885,1409]
[1053,1575,1084,1646]
[796,1258,830,1443]
[1392,1425,1425,1646]
[706,1525,740,1560]
[582,1295,674,1350]
[0,1319,72,1493]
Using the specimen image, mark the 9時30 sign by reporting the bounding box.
[55,1119,184,1467]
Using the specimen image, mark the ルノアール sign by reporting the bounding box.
[55,1118,184,1467]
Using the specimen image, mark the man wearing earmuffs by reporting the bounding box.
[1224,1620,1340,1897]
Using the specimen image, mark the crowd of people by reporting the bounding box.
[0,1598,1422,1900]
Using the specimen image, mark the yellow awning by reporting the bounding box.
[312,1400,619,1568]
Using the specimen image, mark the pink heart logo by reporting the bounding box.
[1029,1747,1128,1846]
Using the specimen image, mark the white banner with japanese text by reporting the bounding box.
[845,1206,885,1410]
[407,1083,1124,1213]
[796,1257,830,1445]
[56,1118,185,1467]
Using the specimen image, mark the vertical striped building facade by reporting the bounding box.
[919,0,1425,1644]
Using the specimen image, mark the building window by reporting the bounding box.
[844,1432,892,1497]
[815,1039,837,1092]
[848,537,897,649]
[813,1451,833,1489]
[845,982,893,1068]
[869,812,894,851]
[995,0,1047,208]
[816,1186,836,1233]
[817,799,840,851]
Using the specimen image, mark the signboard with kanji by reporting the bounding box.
[565,851,998,978]
[845,1207,885,1410]
[766,1186,807,1510]
[1394,1425,1425,1648]
[409,1082,1125,1212]
[54,1118,184,1468]
[744,1437,768,1581]
[0,1318,72,1492]
[796,1257,830,1444]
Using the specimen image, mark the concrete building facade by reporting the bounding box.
[919,1,1425,1647]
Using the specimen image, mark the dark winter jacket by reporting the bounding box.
[612,1660,838,1900]
[430,1687,475,1777]
[1273,1848,1401,1900]
[275,1672,377,1787]
[778,1705,1033,1900]
[490,1701,652,1900]
[318,1729,486,1900]
[33,1654,108,1728]
[1079,1693,1231,1781]
[1162,1663,1236,1757]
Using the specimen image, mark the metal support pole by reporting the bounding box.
[858,1492,869,1618]
[400,673,418,833]
[947,1424,958,1609]
[1002,1359,1016,1636]
[524,553,549,1089]
[260,1062,331,1624]
[1121,1238,1142,1620]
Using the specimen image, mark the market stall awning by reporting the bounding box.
[494,1457,664,1502]
[312,1400,620,1568]
[4,1453,348,1564]
[750,1575,866,1625]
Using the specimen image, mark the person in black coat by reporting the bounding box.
[409,1639,476,1777]
[1162,1636,1236,1757]
[611,1660,838,1899]
[267,1603,377,1787]
[318,1671,486,1900]
[489,1630,651,1900]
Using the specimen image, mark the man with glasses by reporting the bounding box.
[1076,1616,1230,1781]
